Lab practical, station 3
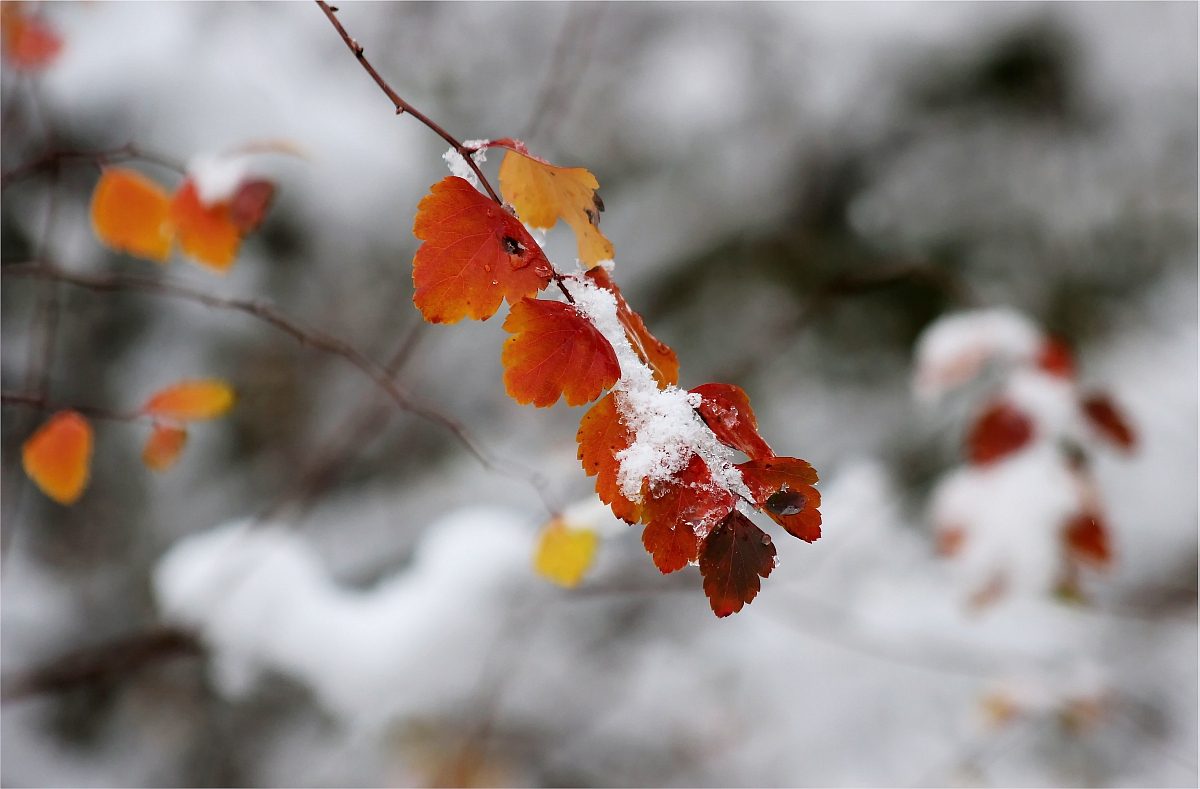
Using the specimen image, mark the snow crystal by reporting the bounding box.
[462,139,489,167]
[442,147,481,190]
[913,308,1043,402]
[188,152,251,206]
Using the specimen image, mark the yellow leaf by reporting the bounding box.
[22,410,93,505]
[142,423,188,472]
[90,168,173,262]
[143,379,235,421]
[498,149,614,268]
[533,518,599,588]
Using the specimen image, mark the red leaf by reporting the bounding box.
[689,383,773,460]
[935,525,967,557]
[1081,393,1136,451]
[1063,512,1112,568]
[737,457,821,542]
[412,176,553,324]
[640,455,735,573]
[585,267,679,388]
[1037,337,1075,379]
[502,297,620,407]
[143,424,188,472]
[967,402,1033,465]
[577,391,641,523]
[229,179,275,234]
[1,5,62,71]
[699,510,776,617]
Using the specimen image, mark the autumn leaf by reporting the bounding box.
[737,457,821,542]
[968,402,1034,464]
[699,510,776,617]
[690,383,773,460]
[533,517,599,588]
[22,410,93,505]
[502,297,619,407]
[640,454,735,573]
[1037,337,1075,379]
[1081,393,1136,451]
[169,179,242,272]
[412,176,554,324]
[576,391,641,523]
[1063,512,1112,569]
[229,179,275,233]
[142,423,188,472]
[90,168,173,262]
[1,3,62,71]
[488,139,614,268]
[586,267,679,387]
[143,380,235,421]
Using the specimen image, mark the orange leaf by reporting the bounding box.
[1063,511,1112,569]
[142,423,188,472]
[143,380,235,421]
[22,410,93,505]
[1081,393,1136,451]
[90,168,173,263]
[737,457,822,542]
[229,179,275,234]
[700,510,776,617]
[586,267,679,388]
[640,454,735,574]
[412,176,554,324]
[502,297,619,407]
[690,383,773,460]
[576,391,641,523]
[491,140,614,268]
[968,402,1033,464]
[169,179,242,272]
[1,4,62,71]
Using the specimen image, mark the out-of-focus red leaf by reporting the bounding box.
[229,179,275,233]
[699,510,776,617]
[22,410,92,505]
[1,4,62,71]
[142,423,188,472]
[736,457,821,542]
[689,383,773,460]
[1081,393,1136,451]
[1037,337,1075,379]
[501,297,619,407]
[639,454,735,574]
[585,267,679,388]
[967,402,1034,465]
[577,391,641,523]
[412,176,554,324]
[935,525,967,557]
[1063,512,1112,568]
[169,180,242,272]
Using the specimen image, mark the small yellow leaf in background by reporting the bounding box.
[143,379,235,421]
[22,410,93,505]
[90,168,173,262]
[142,423,188,472]
[533,517,599,588]
[498,148,614,268]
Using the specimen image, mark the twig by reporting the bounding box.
[315,1,503,205]
[1,143,186,191]
[522,4,606,148]
[1,390,141,422]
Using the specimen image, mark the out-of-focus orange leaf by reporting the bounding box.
[1063,512,1112,569]
[699,510,776,617]
[168,180,242,272]
[490,139,614,268]
[90,168,173,263]
[737,457,821,542]
[640,454,735,574]
[1037,337,1075,379]
[690,383,773,460]
[142,423,188,472]
[229,179,275,233]
[22,410,93,505]
[1081,393,1136,451]
[1,4,62,71]
[143,380,235,421]
[585,267,679,387]
[577,391,640,523]
[935,525,967,557]
[533,517,599,588]
[967,401,1034,465]
[412,176,553,324]
[502,297,619,407]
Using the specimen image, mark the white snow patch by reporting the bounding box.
[913,308,1043,402]
[187,152,251,206]
[442,147,481,191]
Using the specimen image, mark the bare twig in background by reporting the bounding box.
[522,3,606,149]
[1,390,141,422]
[1,142,186,191]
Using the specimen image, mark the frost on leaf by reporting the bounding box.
[412,176,553,324]
[639,454,735,574]
[968,402,1034,464]
[1080,393,1136,451]
[577,391,641,523]
[90,168,173,263]
[1063,512,1112,569]
[689,383,773,460]
[501,297,620,407]
[489,139,614,268]
[533,517,599,588]
[143,380,236,421]
[700,510,776,617]
[169,179,243,272]
[737,457,821,542]
[22,410,93,505]
[143,424,188,472]
[1,3,62,71]
[585,267,679,387]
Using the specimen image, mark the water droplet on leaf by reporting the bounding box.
[766,489,806,517]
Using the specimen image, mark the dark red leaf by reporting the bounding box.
[689,383,773,460]
[229,179,275,233]
[967,402,1034,465]
[640,454,735,574]
[1081,393,1136,451]
[1037,337,1075,379]
[1062,511,1112,568]
[699,510,776,617]
[736,457,821,542]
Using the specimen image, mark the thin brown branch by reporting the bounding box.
[315,0,503,205]
[522,4,606,148]
[1,390,141,422]
[1,143,185,191]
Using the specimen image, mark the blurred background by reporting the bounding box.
[1,2,1195,786]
